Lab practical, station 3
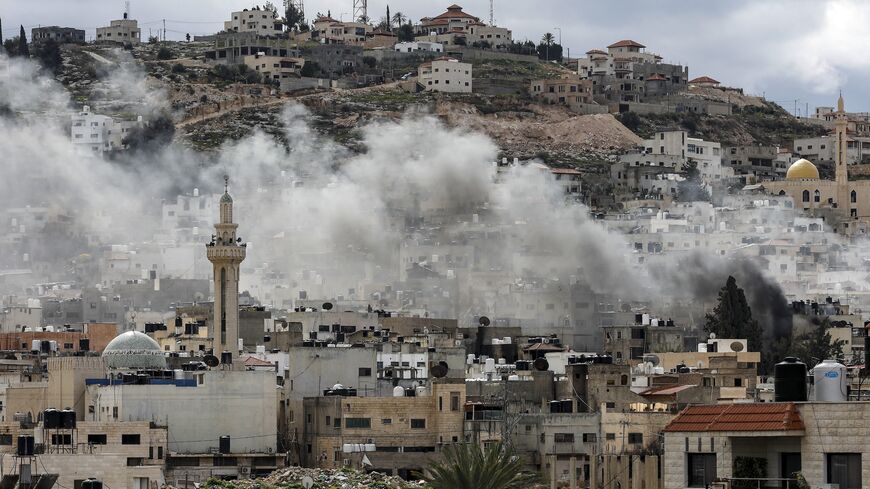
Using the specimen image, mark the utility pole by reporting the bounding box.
[163,19,166,42]
[489,0,494,26]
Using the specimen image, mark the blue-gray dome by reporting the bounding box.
[102,331,166,370]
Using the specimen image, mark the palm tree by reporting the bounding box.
[541,32,555,46]
[392,11,406,28]
[422,442,538,489]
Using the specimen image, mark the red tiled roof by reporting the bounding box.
[586,49,607,55]
[690,76,720,84]
[432,4,479,21]
[551,168,583,175]
[646,74,667,81]
[663,403,805,433]
[608,40,645,49]
[242,356,274,367]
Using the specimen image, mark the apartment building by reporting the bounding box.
[70,106,142,155]
[95,14,140,44]
[224,7,283,35]
[418,57,472,93]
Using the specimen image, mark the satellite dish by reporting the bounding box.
[730,341,744,352]
[203,355,220,368]
[479,316,491,327]
[322,302,334,311]
[533,357,549,371]
[709,332,717,339]
[302,476,314,489]
[431,363,448,378]
[642,354,660,367]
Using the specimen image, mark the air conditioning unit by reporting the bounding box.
[239,466,250,474]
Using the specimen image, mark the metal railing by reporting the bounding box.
[717,477,799,489]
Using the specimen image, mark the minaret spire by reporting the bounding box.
[207,176,246,366]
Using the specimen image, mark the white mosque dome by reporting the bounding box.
[102,331,167,370]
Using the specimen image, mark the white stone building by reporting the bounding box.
[418,57,472,93]
[96,14,141,44]
[70,106,142,155]
[394,41,444,53]
[224,7,283,35]
[242,52,304,82]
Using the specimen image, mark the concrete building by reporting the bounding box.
[663,402,870,489]
[31,26,85,45]
[722,145,786,182]
[96,13,141,45]
[417,5,512,48]
[70,106,142,155]
[204,32,301,65]
[242,52,305,82]
[312,16,372,45]
[418,57,472,93]
[300,381,465,478]
[530,75,594,107]
[394,41,444,53]
[224,7,283,35]
[206,177,246,361]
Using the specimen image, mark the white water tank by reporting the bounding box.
[31,340,41,352]
[393,386,405,397]
[813,359,848,402]
[484,358,496,373]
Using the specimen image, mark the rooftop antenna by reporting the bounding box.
[352,0,367,22]
[125,0,131,18]
[489,0,494,26]
[224,174,229,193]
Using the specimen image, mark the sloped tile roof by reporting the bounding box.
[663,403,804,432]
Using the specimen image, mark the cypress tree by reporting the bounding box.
[704,276,763,353]
[18,25,29,57]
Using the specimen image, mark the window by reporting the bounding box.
[87,434,107,445]
[583,433,596,443]
[802,190,810,202]
[0,435,11,445]
[358,367,372,377]
[827,453,860,489]
[334,418,341,428]
[851,190,857,203]
[126,457,144,467]
[345,418,371,429]
[814,189,820,202]
[51,434,72,445]
[122,434,141,445]
[688,453,716,487]
[382,418,392,425]
[554,433,574,443]
[605,433,616,441]
[451,393,460,411]
[410,419,426,429]
[627,433,643,444]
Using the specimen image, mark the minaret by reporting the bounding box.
[835,93,850,208]
[206,176,246,364]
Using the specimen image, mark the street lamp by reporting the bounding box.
[554,27,561,46]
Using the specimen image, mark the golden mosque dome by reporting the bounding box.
[786,158,820,180]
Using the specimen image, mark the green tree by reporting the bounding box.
[284,2,306,31]
[122,113,176,153]
[185,33,191,42]
[18,25,29,57]
[392,11,406,29]
[618,111,641,132]
[157,47,173,60]
[386,5,391,31]
[733,457,768,489]
[676,160,711,202]
[34,39,62,75]
[704,276,763,352]
[396,23,414,42]
[541,32,555,46]
[422,443,538,489]
[790,318,845,368]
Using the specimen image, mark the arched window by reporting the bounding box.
[779,190,786,196]
[814,189,821,202]
[802,190,810,202]
[851,190,857,203]
[620,374,629,386]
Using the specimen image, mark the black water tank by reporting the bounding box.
[79,338,90,351]
[17,435,34,456]
[81,479,103,489]
[219,435,230,454]
[44,409,61,429]
[61,409,76,429]
[774,357,808,402]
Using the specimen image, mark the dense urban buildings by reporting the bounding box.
[2,2,870,489]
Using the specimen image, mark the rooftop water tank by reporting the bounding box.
[813,359,847,402]
[774,357,807,402]
[393,386,405,397]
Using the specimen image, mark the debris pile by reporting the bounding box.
[194,467,428,489]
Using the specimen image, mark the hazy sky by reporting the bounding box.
[2,0,865,112]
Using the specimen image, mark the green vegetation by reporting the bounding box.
[421,442,538,489]
[787,318,846,367]
[157,47,173,60]
[704,276,763,353]
[733,457,768,489]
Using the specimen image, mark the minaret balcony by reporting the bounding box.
[206,246,247,261]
